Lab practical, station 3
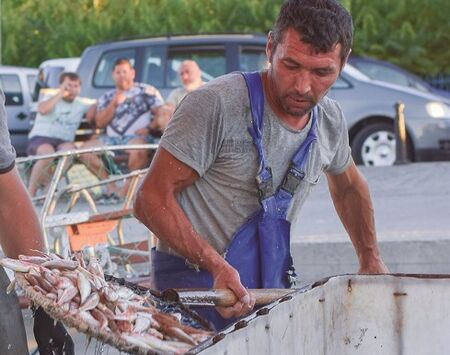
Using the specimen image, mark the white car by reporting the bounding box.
[0,65,37,156]
[33,57,81,99]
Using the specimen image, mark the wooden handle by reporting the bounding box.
[174,288,294,307]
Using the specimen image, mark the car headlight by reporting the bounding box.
[426,101,450,118]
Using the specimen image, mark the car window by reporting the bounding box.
[141,46,165,88]
[239,47,268,72]
[27,74,37,100]
[93,49,136,87]
[332,76,351,89]
[166,47,226,88]
[0,74,24,106]
[353,61,410,87]
[411,79,431,93]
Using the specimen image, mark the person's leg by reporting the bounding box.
[56,142,77,177]
[28,143,56,197]
[78,138,116,194]
[0,267,28,354]
[116,136,149,198]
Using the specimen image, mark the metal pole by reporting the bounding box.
[394,102,409,165]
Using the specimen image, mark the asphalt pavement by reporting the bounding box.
[291,161,450,284]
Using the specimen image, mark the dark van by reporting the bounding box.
[77,34,267,99]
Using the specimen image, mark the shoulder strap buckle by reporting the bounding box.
[256,167,274,200]
[281,165,305,195]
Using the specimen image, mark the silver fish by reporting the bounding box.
[133,315,151,334]
[18,255,49,264]
[121,334,152,350]
[132,333,180,353]
[57,285,78,305]
[0,258,31,272]
[41,259,78,271]
[77,271,91,304]
[79,311,100,329]
[102,286,119,303]
[91,308,108,330]
[79,292,99,312]
[167,326,197,346]
[43,270,58,285]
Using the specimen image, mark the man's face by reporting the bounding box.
[266,28,344,118]
[61,78,81,102]
[112,63,135,90]
[179,62,201,86]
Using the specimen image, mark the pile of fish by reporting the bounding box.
[0,253,213,354]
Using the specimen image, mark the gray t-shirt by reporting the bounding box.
[0,89,16,174]
[159,72,351,255]
[166,87,188,108]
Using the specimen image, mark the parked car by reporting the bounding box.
[348,56,450,100]
[0,65,37,156]
[328,64,450,166]
[77,34,267,99]
[76,34,450,166]
[33,57,81,101]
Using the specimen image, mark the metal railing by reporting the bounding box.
[16,144,158,267]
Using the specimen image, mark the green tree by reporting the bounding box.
[1,0,448,76]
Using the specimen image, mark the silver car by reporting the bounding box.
[328,65,450,166]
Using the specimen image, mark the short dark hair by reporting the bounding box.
[59,72,81,84]
[113,58,133,70]
[271,0,353,65]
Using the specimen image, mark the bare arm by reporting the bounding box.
[84,104,97,125]
[95,91,125,128]
[149,105,172,131]
[0,168,44,258]
[95,100,116,128]
[134,147,253,317]
[37,91,64,115]
[326,162,388,273]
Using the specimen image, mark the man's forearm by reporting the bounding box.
[134,190,228,276]
[0,168,44,258]
[95,101,116,128]
[327,167,382,268]
[37,92,63,115]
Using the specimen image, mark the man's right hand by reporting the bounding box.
[113,91,127,106]
[58,83,70,99]
[212,264,256,318]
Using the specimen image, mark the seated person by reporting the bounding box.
[167,60,204,110]
[80,58,164,200]
[156,60,205,132]
[27,72,95,197]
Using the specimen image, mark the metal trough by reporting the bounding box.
[192,274,450,355]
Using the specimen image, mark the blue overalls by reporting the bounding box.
[151,72,318,330]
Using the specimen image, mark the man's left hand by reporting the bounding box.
[358,259,389,274]
[33,307,74,355]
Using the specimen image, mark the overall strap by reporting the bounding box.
[278,106,319,200]
[241,72,273,200]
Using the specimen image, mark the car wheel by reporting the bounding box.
[352,123,398,166]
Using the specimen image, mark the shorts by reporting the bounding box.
[27,136,66,156]
[99,135,158,146]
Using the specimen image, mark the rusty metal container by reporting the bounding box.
[192,274,450,355]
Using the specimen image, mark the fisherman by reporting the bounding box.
[0,89,74,353]
[134,0,388,330]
